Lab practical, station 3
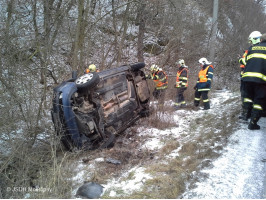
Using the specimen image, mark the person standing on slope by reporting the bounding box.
[194,58,214,110]
[241,31,266,130]
[146,64,168,107]
[173,59,188,110]
[238,49,249,120]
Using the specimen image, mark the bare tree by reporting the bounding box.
[136,2,146,62]
[0,0,266,198]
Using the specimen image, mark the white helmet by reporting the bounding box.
[248,31,262,45]
[178,59,185,65]
[150,64,159,71]
[199,57,211,65]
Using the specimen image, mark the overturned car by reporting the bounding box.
[51,63,150,150]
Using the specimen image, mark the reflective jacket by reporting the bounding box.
[239,50,248,78]
[151,70,168,90]
[242,41,266,83]
[176,66,188,88]
[196,64,214,91]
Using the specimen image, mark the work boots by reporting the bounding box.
[194,101,199,107]
[204,102,210,110]
[248,110,261,130]
[239,107,251,121]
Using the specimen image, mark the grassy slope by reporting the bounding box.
[68,90,241,198]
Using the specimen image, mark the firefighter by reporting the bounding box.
[146,64,168,105]
[239,50,248,98]
[194,57,214,110]
[173,59,188,110]
[241,31,266,130]
[85,64,99,73]
[238,50,248,119]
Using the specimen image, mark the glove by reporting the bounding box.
[193,85,197,90]
[206,81,211,88]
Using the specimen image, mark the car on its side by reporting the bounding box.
[51,62,150,150]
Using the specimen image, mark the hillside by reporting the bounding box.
[1,0,266,198]
[66,89,265,199]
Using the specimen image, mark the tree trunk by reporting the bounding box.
[72,0,85,72]
[111,0,118,59]
[137,3,146,63]
[117,1,130,64]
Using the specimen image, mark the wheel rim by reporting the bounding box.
[75,73,94,84]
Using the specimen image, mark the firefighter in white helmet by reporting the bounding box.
[241,31,266,130]
[173,59,188,110]
[194,58,214,110]
[248,31,262,45]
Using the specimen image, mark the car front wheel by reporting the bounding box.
[75,72,100,92]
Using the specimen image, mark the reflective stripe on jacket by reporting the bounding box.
[239,50,248,66]
[196,64,214,91]
[152,70,168,90]
[176,67,188,88]
[239,50,248,77]
[243,42,266,83]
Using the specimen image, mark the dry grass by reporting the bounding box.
[0,139,75,199]
[1,87,242,199]
[68,92,241,199]
[160,140,180,155]
[125,171,186,199]
[102,93,242,199]
[145,105,177,130]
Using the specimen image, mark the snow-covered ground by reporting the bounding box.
[182,117,266,199]
[72,89,266,198]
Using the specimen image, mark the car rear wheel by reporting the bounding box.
[75,72,100,92]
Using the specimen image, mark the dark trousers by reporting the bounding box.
[240,80,245,103]
[153,88,166,105]
[194,90,210,109]
[243,82,266,113]
[175,87,186,105]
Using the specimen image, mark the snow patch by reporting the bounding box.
[103,166,153,197]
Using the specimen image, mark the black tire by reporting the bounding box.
[75,72,100,92]
[130,62,145,71]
